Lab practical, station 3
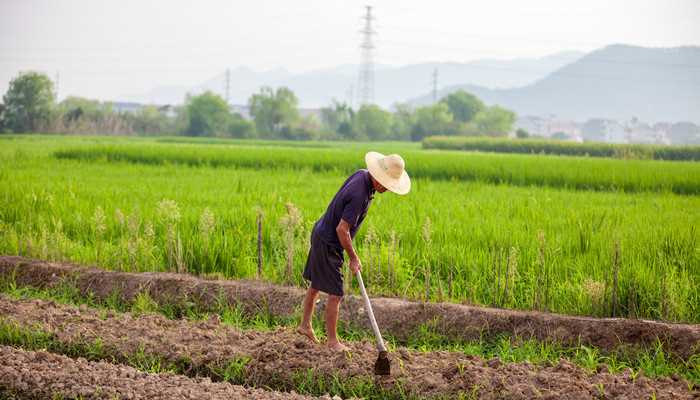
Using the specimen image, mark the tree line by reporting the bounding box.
[0,71,516,140]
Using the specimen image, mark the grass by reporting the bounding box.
[0,135,698,322]
[0,275,697,387]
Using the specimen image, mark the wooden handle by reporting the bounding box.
[355,270,387,352]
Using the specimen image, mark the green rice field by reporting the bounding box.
[0,134,698,322]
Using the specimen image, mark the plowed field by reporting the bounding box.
[0,296,696,400]
[0,345,323,400]
[2,256,698,359]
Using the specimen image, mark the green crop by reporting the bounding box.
[423,135,700,161]
[0,135,698,322]
[53,141,700,194]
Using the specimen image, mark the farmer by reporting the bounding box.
[297,151,410,351]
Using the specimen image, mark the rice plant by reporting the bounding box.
[0,135,698,322]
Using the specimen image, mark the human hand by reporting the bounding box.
[349,257,362,274]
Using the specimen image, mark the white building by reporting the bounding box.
[514,115,581,140]
[108,101,144,114]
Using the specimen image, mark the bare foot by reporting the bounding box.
[296,326,319,344]
[327,340,349,352]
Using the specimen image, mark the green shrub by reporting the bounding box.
[423,135,700,161]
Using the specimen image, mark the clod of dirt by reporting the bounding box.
[0,296,696,400]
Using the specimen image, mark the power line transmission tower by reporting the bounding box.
[358,5,376,106]
[432,68,438,103]
[225,68,231,104]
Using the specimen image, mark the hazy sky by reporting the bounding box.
[1,0,699,101]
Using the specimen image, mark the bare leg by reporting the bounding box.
[326,294,348,352]
[297,287,319,343]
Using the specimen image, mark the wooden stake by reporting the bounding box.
[257,211,263,279]
[425,262,430,302]
[611,239,620,317]
[285,227,293,283]
[448,263,453,300]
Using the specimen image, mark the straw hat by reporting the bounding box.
[365,151,411,195]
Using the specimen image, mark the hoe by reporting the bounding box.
[355,270,391,375]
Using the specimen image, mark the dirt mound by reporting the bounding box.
[1,256,698,359]
[0,296,695,400]
[0,345,323,400]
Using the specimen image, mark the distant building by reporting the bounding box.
[652,122,672,145]
[230,105,322,122]
[667,122,700,145]
[581,119,607,142]
[515,115,580,139]
[604,121,627,144]
[106,101,144,114]
[546,119,580,139]
[157,104,178,118]
[230,104,251,120]
[581,119,627,143]
[299,108,322,121]
[625,118,668,145]
[514,116,546,137]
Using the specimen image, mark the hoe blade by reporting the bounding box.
[374,351,391,375]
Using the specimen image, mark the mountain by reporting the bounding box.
[410,45,700,123]
[124,51,583,107]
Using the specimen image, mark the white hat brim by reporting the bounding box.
[365,151,411,195]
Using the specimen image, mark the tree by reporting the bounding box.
[516,128,530,139]
[440,90,485,123]
[473,105,516,136]
[551,131,570,140]
[183,91,231,136]
[2,71,55,132]
[58,96,107,122]
[320,100,354,139]
[353,104,392,140]
[390,103,414,141]
[128,105,173,135]
[287,115,322,140]
[410,103,453,141]
[0,103,6,132]
[248,86,299,138]
[53,96,128,135]
[227,113,256,138]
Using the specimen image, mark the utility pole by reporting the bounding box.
[432,68,438,103]
[358,5,376,106]
[225,68,231,104]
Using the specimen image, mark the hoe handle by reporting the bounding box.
[355,270,387,352]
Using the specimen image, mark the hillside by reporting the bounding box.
[411,45,700,123]
[126,52,582,107]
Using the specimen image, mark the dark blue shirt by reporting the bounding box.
[314,169,375,250]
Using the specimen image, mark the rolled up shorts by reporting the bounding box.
[303,228,345,296]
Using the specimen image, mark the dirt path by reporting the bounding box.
[1,256,698,359]
[0,296,695,400]
[0,345,324,400]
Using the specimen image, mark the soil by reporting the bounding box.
[1,256,698,359]
[0,345,324,400]
[0,296,696,400]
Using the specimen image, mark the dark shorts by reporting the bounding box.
[303,228,345,296]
